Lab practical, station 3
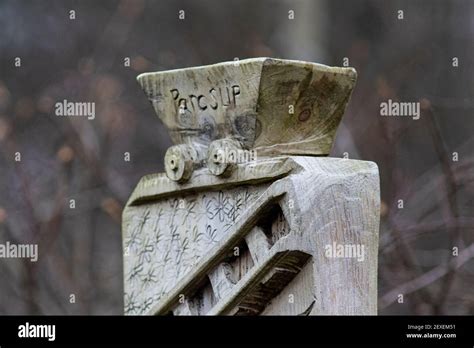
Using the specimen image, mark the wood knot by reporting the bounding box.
[298,109,311,122]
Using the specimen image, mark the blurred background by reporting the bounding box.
[0,0,473,314]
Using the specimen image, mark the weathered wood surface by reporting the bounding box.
[123,58,380,316]
[123,157,379,315]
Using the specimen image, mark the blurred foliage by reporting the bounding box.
[0,0,473,314]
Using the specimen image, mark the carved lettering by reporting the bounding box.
[232,85,240,105]
[198,95,207,110]
[170,84,240,112]
[170,88,180,101]
[209,88,218,109]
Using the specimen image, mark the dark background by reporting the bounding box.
[0,0,473,314]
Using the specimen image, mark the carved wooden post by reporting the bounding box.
[122,58,380,315]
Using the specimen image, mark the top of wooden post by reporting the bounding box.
[137,57,356,156]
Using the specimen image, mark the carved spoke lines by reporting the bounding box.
[124,292,141,314]
[141,266,158,287]
[182,199,197,225]
[138,236,155,264]
[124,186,269,314]
[151,207,164,231]
[205,191,233,222]
[141,297,155,314]
[127,262,144,287]
[204,224,218,244]
[154,227,163,246]
[190,225,204,263]
[226,196,243,223]
[169,224,179,244]
[192,224,203,239]
[167,199,181,226]
[174,236,190,277]
[125,208,151,251]
[162,248,172,267]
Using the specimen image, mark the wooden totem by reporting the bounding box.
[122,58,380,315]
